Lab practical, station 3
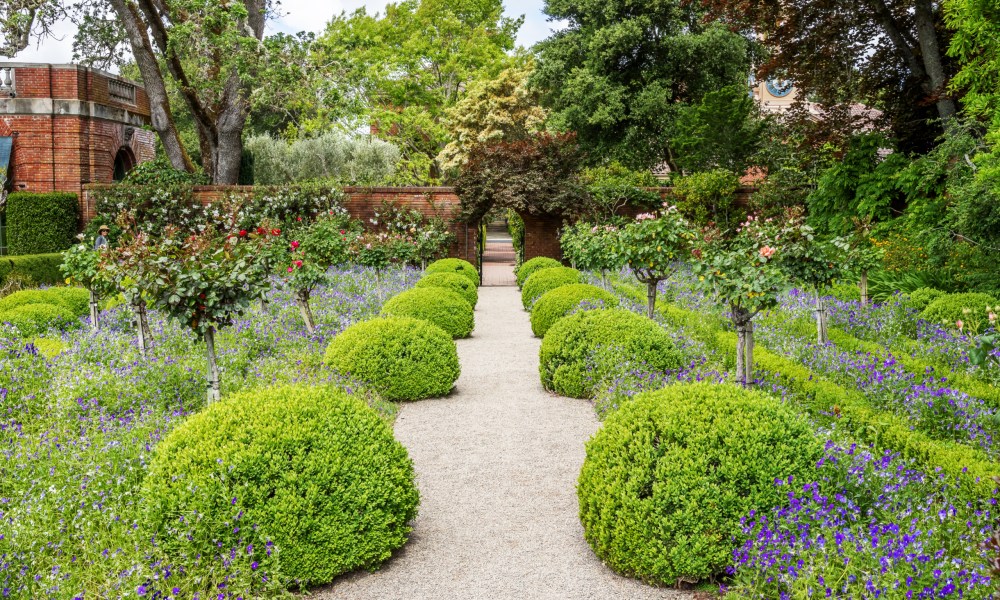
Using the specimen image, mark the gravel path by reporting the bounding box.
[315,286,688,600]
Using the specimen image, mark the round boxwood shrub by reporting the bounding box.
[921,292,998,327]
[142,385,419,587]
[0,303,79,336]
[515,256,562,288]
[539,309,683,398]
[578,382,822,585]
[381,287,474,338]
[325,317,460,401]
[426,258,479,286]
[827,282,860,303]
[0,287,89,316]
[906,287,947,312]
[415,272,478,307]
[530,284,618,338]
[521,267,581,310]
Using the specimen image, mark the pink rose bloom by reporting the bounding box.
[759,246,776,259]
[294,260,303,268]
[287,266,294,273]
[636,213,655,221]
[290,241,300,250]
[956,319,964,330]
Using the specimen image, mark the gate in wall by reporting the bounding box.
[479,221,517,287]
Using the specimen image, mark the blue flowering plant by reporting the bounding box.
[730,441,997,600]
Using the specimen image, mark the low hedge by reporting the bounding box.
[609,278,1000,500]
[539,308,683,398]
[905,287,946,312]
[142,385,419,587]
[425,258,479,286]
[515,257,561,288]
[325,317,460,401]
[0,303,79,337]
[529,284,618,338]
[920,292,998,327]
[415,272,478,307]
[381,287,474,338]
[579,382,821,585]
[0,287,90,317]
[521,266,581,310]
[5,192,79,255]
[0,253,65,286]
[827,282,861,302]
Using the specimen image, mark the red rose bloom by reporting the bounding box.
[239,229,248,237]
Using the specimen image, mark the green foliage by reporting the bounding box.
[426,258,479,285]
[317,0,521,183]
[560,222,625,274]
[529,283,618,337]
[5,193,79,255]
[142,385,419,588]
[906,287,947,312]
[0,303,79,337]
[515,257,562,288]
[615,207,695,294]
[828,282,862,302]
[507,210,525,265]
[0,253,64,287]
[672,169,742,228]
[670,85,770,175]
[123,157,208,186]
[521,266,581,310]
[0,288,88,316]
[381,287,474,338]
[539,308,683,398]
[531,0,752,170]
[920,293,999,330]
[807,135,908,235]
[280,213,357,301]
[324,317,460,401]
[246,134,401,185]
[415,272,479,307]
[455,133,590,223]
[579,162,660,220]
[578,382,821,584]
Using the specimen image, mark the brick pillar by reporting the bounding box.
[520,212,563,262]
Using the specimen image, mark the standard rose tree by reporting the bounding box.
[280,215,357,334]
[614,206,695,318]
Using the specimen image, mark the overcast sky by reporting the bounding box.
[12,0,561,65]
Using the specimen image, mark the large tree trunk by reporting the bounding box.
[913,0,957,121]
[108,0,194,173]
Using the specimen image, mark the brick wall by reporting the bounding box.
[0,63,154,195]
[520,212,564,262]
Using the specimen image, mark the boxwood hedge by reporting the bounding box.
[521,266,581,310]
[0,303,79,336]
[529,283,618,338]
[325,317,460,401]
[381,287,474,338]
[426,258,479,286]
[0,253,65,286]
[920,292,997,327]
[515,256,561,288]
[5,192,79,255]
[578,382,821,585]
[539,308,683,398]
[415,272,478,307]
[142,385,419,587]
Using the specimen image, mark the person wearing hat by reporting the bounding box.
[95,225,110,250]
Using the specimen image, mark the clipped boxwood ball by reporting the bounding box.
[0,287,89,316]
[426,258,479,286]
[521,266,581,310]
[381,287,474,338]
[0,303,79,336]
[540,309,683,398]
[515,257,561,288]
[906,287,947,312]
[826,282,860,303]
[530,284,618,338]
[415,272,479,307]
[325,317,460,401]
[921,292,997,327]
[142,385,419,587]
[579,382,822,585]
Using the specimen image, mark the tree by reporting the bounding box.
[670,85,771,175]
[1,0,269,184]
[702,0,959,150]
[531,0,752,171]
[454,133,589,223]
[280,215,355,334]
[614,207,695,318]
[437,62,548,174]
[315,0,521,182]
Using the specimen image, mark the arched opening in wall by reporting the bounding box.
[113,146,137,181]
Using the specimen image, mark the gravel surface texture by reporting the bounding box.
[315,286,689,600]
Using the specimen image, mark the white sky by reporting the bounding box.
[12,0,562,65]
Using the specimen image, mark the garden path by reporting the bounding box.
[316,286,688,600]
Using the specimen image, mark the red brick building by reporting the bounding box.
[0,63,156,197]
